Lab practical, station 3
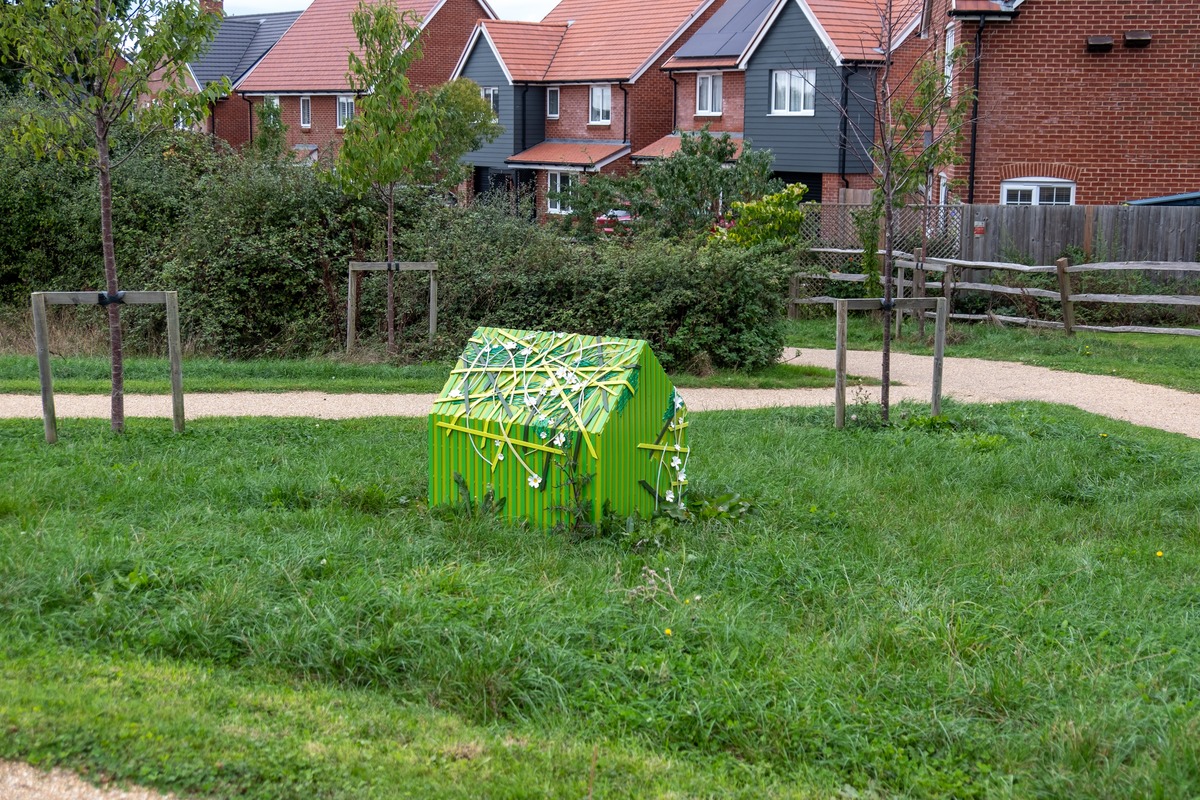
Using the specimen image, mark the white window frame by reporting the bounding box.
[336,95,355,129]
[770,69,815,116]
[299,96,311,128]
[547,171,574,214]
[589,85,611,125]
[481,86,500,118]
[943,23,955,96]
[1000,178,1076,206]
[696,72,723,116]
[546,87,559,119]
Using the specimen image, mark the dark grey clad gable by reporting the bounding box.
[459,36,516,170]
[742,0,875,175]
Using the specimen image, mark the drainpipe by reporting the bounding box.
[243,94,254,144]
[619,83,629,144]
[668,72,678,129]
[967,18,986,203]
[838,64,852,189]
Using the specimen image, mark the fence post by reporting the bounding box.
[31,293,57,444]
[914,247,927,338]
[834,300,848,429]
[346,265,358,351]
[1056,257,1075,336]
[932,297,947,417]
[165,291,185,434]
[894,261,905,339]
[428,268,438,343]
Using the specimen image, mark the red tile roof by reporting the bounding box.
[539,0,716,82]
[631,132,743,161]
[481,20,566,82]
[507,140,629,169]
[807,0,924,62]
[238,0,481,93]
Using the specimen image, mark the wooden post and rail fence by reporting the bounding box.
[346,261,438,351]
[31,290,184,444]
[791,248,1200,337]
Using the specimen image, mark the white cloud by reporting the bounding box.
[222,0,558,22]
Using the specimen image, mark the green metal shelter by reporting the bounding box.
[428,328,689,527]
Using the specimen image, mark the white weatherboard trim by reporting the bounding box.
[450,25,486,81]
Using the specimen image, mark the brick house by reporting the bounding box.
[942,0,1200,206]
[453,0,728,216]
[143,0,299,148]
[235,0,496,163]
[645,0,932,203]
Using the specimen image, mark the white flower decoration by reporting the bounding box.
[449,388,463,398]
[665,490,675,503]
[670,456,682,469]
[674,443,682,451]
[677,471,687,482]
[674,393,685,408]
[679,502,686,511]
[524,396,539,407]
[528,474,542,488]
[539,431,548,440]
[496,451,505,461]
[555,367,568,378]
[520,347,532,356]
[552,432,566,447]
[502,341,516,350]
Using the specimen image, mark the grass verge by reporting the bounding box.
[786,316,1200,393]
[1,409,1197,798]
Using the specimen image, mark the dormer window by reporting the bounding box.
[697,73,723,115]
[589,85,611,125]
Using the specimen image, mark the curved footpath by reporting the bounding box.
[0,348,1196,440]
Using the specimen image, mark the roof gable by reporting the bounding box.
[236,0,495,93]
[453,20,567,83]
[740,0,925,66]
[189,11,301,87]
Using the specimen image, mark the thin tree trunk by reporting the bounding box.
[881,195,893,422]
[386,186,395,351]
[97,123,125,433]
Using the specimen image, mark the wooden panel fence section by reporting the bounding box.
[31,290,185,443]
[958,205,1200,266]
[793,251,1200,337]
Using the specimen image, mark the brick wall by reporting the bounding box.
[212,96,251,148]
[955,0,1200,205]
[673,71,745,134]
[544,84,628,142]
[277,95,345,158]
[821,171,875,202]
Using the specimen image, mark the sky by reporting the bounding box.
[223,0,559,21]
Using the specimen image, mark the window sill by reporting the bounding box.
[588,121,611,126]
[769,110,815,117]
[547,116,559,121]
[546,209,572,215]
[695,112,723,118]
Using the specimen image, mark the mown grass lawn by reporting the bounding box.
[787,317,1200,393]
[1,406,1198,799]
[0,355,864,394]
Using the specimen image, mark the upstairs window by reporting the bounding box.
[265,94,279,108]
[300,96,311,128]
[481,86,500,118]
[943,23,956,96]
[547,171,573,214]
[589,85,611,124]
[1001,179,1076,206]
[697,73,723,115]
[547,87,559,119]
[336,95,355,129]
[770,69,814,115]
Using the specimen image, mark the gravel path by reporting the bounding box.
[2,348,1197,798]
[0,348,1196,438]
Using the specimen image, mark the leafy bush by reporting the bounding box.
[397,195,791,369]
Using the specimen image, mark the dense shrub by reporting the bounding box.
[394,196,792,370]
